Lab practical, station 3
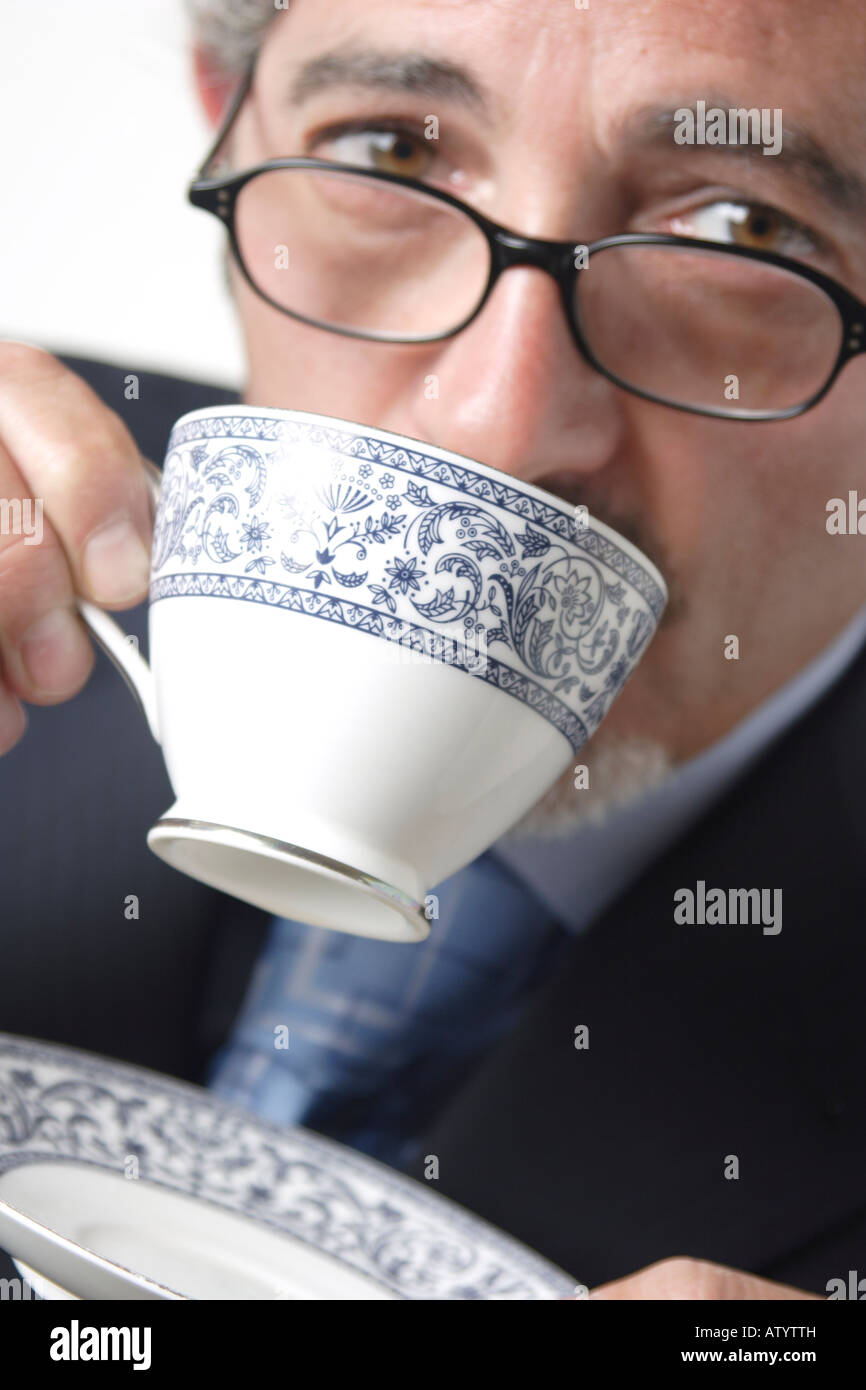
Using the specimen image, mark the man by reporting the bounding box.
[1,0,865,1298]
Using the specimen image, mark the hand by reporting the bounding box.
[580,1256,822,1300]
[0,342,154,753]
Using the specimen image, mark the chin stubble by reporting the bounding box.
[504,729,676,839]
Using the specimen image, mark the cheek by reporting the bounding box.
[623,379,866,582]
[232,268,378,403]
[233,268,409,412]
[720,374,866,546]
[619,406,721,568]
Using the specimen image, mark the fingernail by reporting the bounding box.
[19,608,89,695]
[83,519,151,603]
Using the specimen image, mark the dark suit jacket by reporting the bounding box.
[1,352,864,1296]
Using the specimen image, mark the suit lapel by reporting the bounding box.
[410,641,866,1286]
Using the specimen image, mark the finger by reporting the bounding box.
[588,1256,822,1300]
[0,343,153,610]
[0,658,28,754]
[0,434,95,704]
[142,455,163,501]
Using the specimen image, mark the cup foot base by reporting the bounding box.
[147,814,429,943]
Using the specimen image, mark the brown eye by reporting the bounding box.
[731,205,785,251]
[366,131,432,178]
[671,200,818,261]
[318,127,435,179]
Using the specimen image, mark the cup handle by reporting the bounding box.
[76,461,162,745]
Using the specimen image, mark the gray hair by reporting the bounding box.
[184,0,282,74]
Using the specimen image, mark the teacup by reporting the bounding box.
[78,407,667,941]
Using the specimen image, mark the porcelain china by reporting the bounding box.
[79,409,667,940]
[0,1033,577,1301]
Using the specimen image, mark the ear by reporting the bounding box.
[192,44,239,129]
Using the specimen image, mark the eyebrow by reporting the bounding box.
[287,46,493,119]
[283,61,865,212]
[623,99,866,214]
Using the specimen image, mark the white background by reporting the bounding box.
[0,0,244,388]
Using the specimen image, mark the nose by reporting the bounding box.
[404,263,626,490]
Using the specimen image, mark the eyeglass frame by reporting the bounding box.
[187,55,866,422]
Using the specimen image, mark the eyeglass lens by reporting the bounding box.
[234,166,843,414]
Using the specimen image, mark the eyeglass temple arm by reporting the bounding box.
[193,54,256,180]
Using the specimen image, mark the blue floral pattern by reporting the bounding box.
[151,415,666,752]
[0,1036,575,1300]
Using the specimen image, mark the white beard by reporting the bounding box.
[504,729,675,839]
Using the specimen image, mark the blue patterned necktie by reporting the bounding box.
[206,849,568,1170]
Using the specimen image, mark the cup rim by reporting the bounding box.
[169,404,668,599]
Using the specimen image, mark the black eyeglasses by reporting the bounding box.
[188,59,866,422]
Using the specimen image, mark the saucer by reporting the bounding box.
[0,1033,576,1300]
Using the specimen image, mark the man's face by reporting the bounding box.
[197,0,866,813]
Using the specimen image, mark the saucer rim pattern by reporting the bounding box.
[0,1033,576,1301]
